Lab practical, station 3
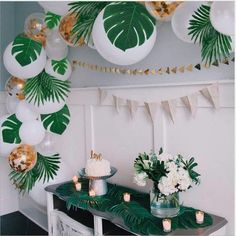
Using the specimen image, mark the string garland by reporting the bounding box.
[72,56,234,76]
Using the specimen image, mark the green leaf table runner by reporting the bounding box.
[56,181,213,235]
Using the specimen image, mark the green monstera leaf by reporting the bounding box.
[11,34,42,66]
[103,2,156,51]
[45,11,61,29]
[1,114,22,144]
[41,105,70,135]
[51,58,68,75]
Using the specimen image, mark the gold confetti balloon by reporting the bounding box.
[24,13,47,47]
[8,144,37,173]
[5,76,25,100]
[145,1,183,22]
[59,13,85,47]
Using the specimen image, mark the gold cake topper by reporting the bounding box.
[90,150,102,161]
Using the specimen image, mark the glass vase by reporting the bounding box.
[150,188,180,218]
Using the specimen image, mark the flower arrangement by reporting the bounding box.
[134,148,200,197]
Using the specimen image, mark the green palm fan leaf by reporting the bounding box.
[68,2,109,44]
[11,34,42,66]
[9,152,60,193]
[51,58,68,75]
[103,2,156,51]
[41,105,70,135]
[23,70,70,106]
[45,11,61,29]
[188,4,232,65]
[1,114,22,144]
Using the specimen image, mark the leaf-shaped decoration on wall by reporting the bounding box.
[103,2,156,51]
[1,114,22,144]
[188,4,232,65]
[51,58,68,75]
[11,34,42,66]
[24,70,70,106]
[9,152,60,193]
[45,11,61,29]
[41,105,70,135]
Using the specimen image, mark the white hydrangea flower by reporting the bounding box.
[166,161,178,172]
[133,172,148,186]
[158,152,173,162]
[158,172,179,196]
[178,168,192,191]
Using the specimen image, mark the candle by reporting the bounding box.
[75,182,81,191]
[89,189,96,197]
[123,193,131,202]
[72,175,78,183]
[162,219,171,232]
[196,211,204,224]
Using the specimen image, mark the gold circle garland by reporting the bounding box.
[71,57,234,76]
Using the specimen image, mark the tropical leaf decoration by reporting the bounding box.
[45,11,61,29]
[11,34,43,66]
[23,70,70,106]
[188,4,232,65]
[68,2,109,44]
[9,152,60,193]
[1,114,22,144]
[103,2,156,51]
[51,58,68,75]
[41,104,70,135]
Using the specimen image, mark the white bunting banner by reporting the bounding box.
[127,100,139,119]
[145,102,158,123]
[181,93,198,118]
[113,95,126,113]
[98,88,108,105]
[200,83,219,109]
[161,99,177,123]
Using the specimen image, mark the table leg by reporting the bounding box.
[47,192,54,236]
[94,215,103,236]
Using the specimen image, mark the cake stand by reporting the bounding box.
[79,167,117,196]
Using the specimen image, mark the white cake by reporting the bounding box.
[85,152,111,177]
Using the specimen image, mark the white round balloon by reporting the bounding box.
[3,42,46,79]
[92,8,157,65]
[27,99,66,115]
[210,1,234,36]
[19,120,45,146]
[45,58,72,81]
[5,95,19,114]
[0,115,19,157]
[45,29,68,60]
[171,2,203,43]
[36,132,56,156]
[38,1,72,16]
[16,101,39,122]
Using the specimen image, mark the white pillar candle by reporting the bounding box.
[123,193,131,202]
[72,175,78,183]
[162,219,171,232]
[196,211,204,224]
[75,182,82,191]
[89,189,96,197]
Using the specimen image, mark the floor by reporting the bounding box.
[0,211,48,236]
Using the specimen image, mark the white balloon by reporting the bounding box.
[45,58,72,81]
[171,2,203,43]
[38,1,72,16]
[19,120,45,146]
[92,8,157,65]
[36,132,56,156]
[45,29,68,60]
[3,42,46,79]
[5,95,19,114]
[28,99,66,115]
[16,101,39,122]
[210,1,234,36]
[29,160,72,207]
[0,115,19,157]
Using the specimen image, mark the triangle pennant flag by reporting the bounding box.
[113,95,125,113]
[98,88,108,105]
[181,93,198,118]
[127,100,139,119]
[200,83,220,109]
[161,99,177,123]
[145,102,158,123]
